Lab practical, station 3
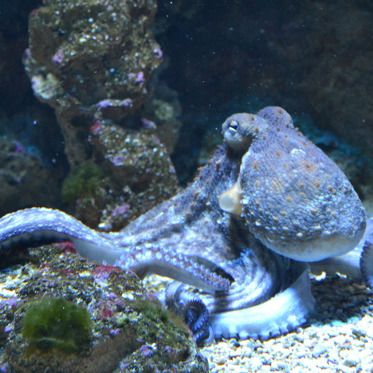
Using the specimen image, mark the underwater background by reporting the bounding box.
[1,1,373,372]
[0,0,373,230]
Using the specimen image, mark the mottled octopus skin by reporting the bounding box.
[222,106,366,262]
[0,106,368,342]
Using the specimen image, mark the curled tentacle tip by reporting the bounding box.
[165,283,212,345]
[183,299,211,345]
[218,181,242,216]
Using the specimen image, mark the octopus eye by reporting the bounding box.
[228,120,239,132]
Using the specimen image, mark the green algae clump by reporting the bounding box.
[127,298,190,342]
[62,161,103,203]
[22,297,92,354]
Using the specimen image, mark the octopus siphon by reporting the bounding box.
[1,106,373,343]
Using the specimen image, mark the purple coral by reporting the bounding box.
[52,49,64,64]
[153,46,163,59]
[135,72,144,83]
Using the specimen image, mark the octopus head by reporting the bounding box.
[219,107,366,263]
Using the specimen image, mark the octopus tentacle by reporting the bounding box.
[117,244,231,292]
[183,299,211,345]
[0,208,228,292]
[209,263,315,341]
[164,262,314,342]
[164,282,212,345]
[0,208,124,263]
[360,216,373,287]
[310,217,373,280]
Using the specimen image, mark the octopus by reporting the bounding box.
[1,106,373,343]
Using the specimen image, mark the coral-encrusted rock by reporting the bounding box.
[0,136,62,216]
[24,0,163,166]
[1,244,208,373]
[63,122,179,231]
[143,80,183,154]
[91,124,179,229]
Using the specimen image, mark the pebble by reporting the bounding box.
[312,343,327,357]
[342,353,360,367]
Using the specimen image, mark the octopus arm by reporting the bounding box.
[310,246,363,280]
[209,264,315,341]
[117,248,231,293]
[0,208,122,263]
[0,208,230,292]
[360,216,373,287]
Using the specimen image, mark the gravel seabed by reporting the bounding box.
[199,275,373,373]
